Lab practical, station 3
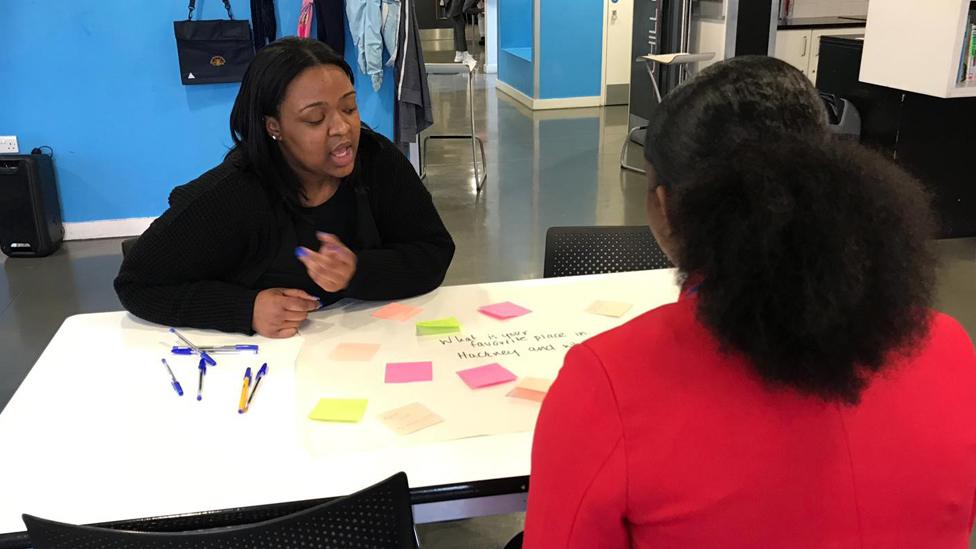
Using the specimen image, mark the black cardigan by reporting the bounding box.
[114,129,455,334]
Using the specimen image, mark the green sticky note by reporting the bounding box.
[309,398,368,423]
[416,317,461,336]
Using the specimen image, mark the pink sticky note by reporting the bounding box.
[478,301,532,320]
[385,361,433,383]
[372,302,423,321]
[457,363,517,389]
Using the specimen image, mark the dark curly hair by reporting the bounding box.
[645,56,937,404]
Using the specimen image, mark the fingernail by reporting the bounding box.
[295,247,308,258]
[317,231,332,238]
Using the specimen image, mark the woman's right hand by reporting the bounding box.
[252,288,320,338]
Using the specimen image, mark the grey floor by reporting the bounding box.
[1,30,975,548]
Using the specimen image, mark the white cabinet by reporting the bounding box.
[860,0,976,98]
[774,29,812,74]
[774,27,865,83]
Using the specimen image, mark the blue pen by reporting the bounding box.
[169,328,216,366]
[196,357,207,401]
[160,359,183,396]
[245,363,268,410]
[170,344,259,355]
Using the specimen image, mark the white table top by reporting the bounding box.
[0,270,679,536]
[641,52,716,65]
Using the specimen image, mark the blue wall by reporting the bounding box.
[539,0,603,99]
[499,54,535,97]
[0,1,394,223]
[497,0,534,97]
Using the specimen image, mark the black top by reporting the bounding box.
[114,128,455,334]
[254,180,359,302]
[777,16,866,30]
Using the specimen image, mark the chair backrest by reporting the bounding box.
[120,237,139,258]
[23,472,417,549]
[543,225,673,278]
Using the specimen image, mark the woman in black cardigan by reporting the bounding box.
[114,38,455,338]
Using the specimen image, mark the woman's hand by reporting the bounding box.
[252,288,320,338]
[296,232,358,293]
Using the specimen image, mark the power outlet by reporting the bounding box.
[0,136,19,154]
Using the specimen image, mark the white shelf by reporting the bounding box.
[860,0,975,99]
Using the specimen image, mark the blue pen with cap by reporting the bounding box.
[171,344,259,355]
[169,328,216,366]
[244,363,268,411]
[160,359,183,396]
[196,357,207,401]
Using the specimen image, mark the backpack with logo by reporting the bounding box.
[173,0,255,85]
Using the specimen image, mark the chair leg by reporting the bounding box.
[474,136,487,192]
[620,126,647,175]
[420,135,431,179]
[468,70,487,193]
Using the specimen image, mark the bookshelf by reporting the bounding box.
[860,0,976,99]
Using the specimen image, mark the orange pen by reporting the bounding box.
[237,367,252,414]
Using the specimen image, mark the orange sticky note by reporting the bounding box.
[379,402,444,435]
[515,377,553,393]
[329,343,381,361]
[507,387,547,403]
[372,302,423,321]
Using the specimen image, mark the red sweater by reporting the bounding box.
[525,291,976,548]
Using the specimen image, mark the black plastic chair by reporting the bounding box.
[120,237,139,258]
[543,225,672,278]
[23,472,418,549]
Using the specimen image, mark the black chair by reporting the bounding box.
[120,237,139,258]
[543,225,672,278]
[23,472,418,549]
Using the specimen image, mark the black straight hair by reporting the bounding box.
[645,56,936,404]
[229,38,355,208]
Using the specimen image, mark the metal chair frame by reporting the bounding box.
[419,62,487,193]
[621,52,715,175]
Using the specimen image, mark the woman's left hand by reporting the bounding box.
[296,232,358,293]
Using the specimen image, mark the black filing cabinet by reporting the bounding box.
[817,35,976,238]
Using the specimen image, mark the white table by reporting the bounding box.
[0,270,679,547]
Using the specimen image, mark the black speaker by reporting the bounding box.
[0,153,64,257]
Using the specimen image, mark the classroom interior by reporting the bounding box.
[2,0,976,548]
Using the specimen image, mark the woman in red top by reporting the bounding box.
[523,56,976,548]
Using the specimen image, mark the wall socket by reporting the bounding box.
[0,136,20,154]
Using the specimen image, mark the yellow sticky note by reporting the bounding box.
[586,300,633,318]
[309,398,368,422]
[379,402,444,435]
[329,343,381,361]
[516,377,554,393]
